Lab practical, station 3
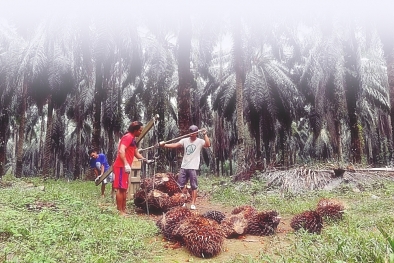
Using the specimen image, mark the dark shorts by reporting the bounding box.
[178,169,198,190]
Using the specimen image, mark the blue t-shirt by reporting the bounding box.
[90,153,110,172]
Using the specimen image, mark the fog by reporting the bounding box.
[1,0,393,30]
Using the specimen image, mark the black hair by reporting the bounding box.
[127,121,143,133]
[88,148,97,155]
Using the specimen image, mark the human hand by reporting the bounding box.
[124,164,131,173]
[95,174,102,182]
[145,159,154,164]
[201,128,207,135]
[155,141,165,148]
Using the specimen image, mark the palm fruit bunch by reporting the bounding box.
[247,210,281,236]
[156,206,195,241]
[172,215,224,258]
[133,189,147,210]
[231,205,257,219]
[154,173,183,196]
[220,205,257,238]
[290,210,323,234]
[220,214,248,238]
[316,198,344,220]
[140,173,181,195]
[135,173,190,213]
[145,189,170,212]
[165,192,189,211]
[202,210,226,224]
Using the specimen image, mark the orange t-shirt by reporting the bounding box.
[113,133,137,167]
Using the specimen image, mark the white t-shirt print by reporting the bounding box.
[179,137,205,170]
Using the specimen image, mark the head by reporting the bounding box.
[189,125,199,138]
[88,149,98,159]
[127,121,144,136]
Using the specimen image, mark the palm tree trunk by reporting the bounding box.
[387,47,394,163]
[73,98,83,180]
[335,119,343,162]
[43,97,54,178]
[15,80,28,178]
[344,41,362,164]
[107,127,115,164]
[92,61,103,150]
[233,19,247,176]
[177,15,192,134]
[0,109,9,178]
[38,114,45,171]
[157,79,167,172]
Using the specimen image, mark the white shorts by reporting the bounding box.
[102,172,114,184]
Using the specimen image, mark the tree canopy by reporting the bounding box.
[1,0,393,178]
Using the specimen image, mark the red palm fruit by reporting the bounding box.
[164,192,189,211]
[290,210,323,234]
[247,210,281,236]
[173,215,224,258]
[157,206,195,241]
[231,205,257,220]
[202,210,226,224]
[316,198,344,220]
[140,177,155,192]
[133,189,147,210]
[154,173,182,196]
[145,189,170,212]
[220,214,248,238]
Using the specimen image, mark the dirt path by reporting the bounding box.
[138,194,294,262]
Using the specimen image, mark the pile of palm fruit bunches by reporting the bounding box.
[134,173,345,258]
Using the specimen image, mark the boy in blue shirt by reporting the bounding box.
[88,149,114,198]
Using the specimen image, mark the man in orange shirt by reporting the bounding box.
[113,121,148,216]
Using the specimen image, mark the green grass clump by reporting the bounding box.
[0,177,160,263]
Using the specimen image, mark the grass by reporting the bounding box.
[1,173,394,262]
[0,175,159,263]
[198,175,394,263]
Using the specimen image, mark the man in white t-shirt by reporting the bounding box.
[158,125,210,210]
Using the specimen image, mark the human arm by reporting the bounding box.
[201,129,211,147]
[159,142,183,149]
[118,144,131,172]
[134,147,147,161]
[92,165,101,182]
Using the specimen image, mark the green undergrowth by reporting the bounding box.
[0,175,159,263]
[198,175,394,263]
[1,174,394,262]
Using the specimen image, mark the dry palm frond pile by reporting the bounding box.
[260,168,394,194]
[134,173,191,213]
[264,168,333,193]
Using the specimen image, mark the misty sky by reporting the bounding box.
[1,0,393,28]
